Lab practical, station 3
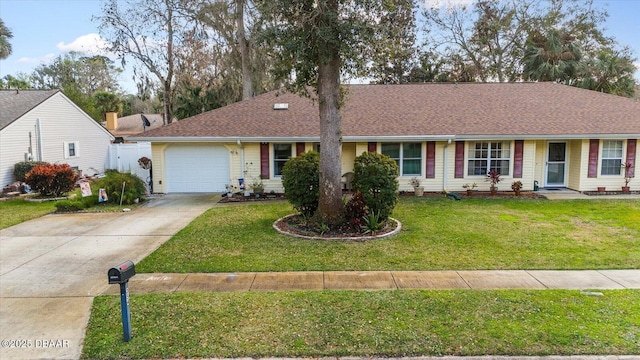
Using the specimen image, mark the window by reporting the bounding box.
[601,140,623,175]
[467,141,510,176]
[381,142,422,176]
[273,143,292,177]
[64,141,79,159]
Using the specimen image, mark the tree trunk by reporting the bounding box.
[315,2,344,226]
[164,0,174,123]
[163,80,172,124]
[236,0,252,100]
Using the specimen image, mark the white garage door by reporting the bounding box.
[165,144,229,193]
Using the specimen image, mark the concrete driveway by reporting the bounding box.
[0,194,215,360]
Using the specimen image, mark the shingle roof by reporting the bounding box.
[106,113,165,136]
[0,89,59,130]
[132,83,640,141]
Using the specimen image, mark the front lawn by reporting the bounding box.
[82,289,640,359]
[137,198,640,272]
[0,198,56,230]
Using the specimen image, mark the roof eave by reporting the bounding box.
[456,134,640,141]
[128,133,640,143]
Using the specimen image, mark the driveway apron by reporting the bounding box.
[0,194,215,360]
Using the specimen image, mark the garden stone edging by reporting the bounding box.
[273,214,402,241]
[24,194,77,202]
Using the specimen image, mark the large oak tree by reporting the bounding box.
[257,0,415,225]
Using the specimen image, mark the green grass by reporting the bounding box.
[137,198,640,272]
[82,289,640,359]
[0,191,144,230]
[0,198,56,229]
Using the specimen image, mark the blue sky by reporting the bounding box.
[1,0,639,94]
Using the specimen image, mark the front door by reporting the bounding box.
[546,142,567,187]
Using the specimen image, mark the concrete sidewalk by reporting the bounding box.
[101,269,640,295]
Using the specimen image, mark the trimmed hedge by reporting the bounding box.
[281,151,320,217]
[352,152,399,221]
[13,161,47,182]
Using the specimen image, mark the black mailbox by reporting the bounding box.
[108,260,136,284]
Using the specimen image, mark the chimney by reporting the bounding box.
[105,112,118,131]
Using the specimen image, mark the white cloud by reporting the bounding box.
[422,0,475,10]
[56,33,111,57]
[17,53,56,65]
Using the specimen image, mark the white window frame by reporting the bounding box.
[273,143,293,177]
[601,140,623,176]
[467,141,511,176]
[381,142,423,176]
[63,141,80,159]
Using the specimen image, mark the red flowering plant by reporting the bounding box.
[24,163,79,197]
[486,170,503,189]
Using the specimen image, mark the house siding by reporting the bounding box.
[534,141,545,188]
[567,140,583,190]
[150,143,168,193]
[148,138,639,194]
[341,143,356,174]
[0,93,113,187]
[577,139,640,192]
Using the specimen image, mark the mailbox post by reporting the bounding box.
[108,260,136,342]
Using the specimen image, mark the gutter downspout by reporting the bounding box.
[237,140,245,186]
[443,138,452,191]
[35,118,43,161]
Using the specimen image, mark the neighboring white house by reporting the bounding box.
[0,89,115,188]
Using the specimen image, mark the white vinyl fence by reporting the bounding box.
[108,142,152,186]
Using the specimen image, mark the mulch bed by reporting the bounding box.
[403,191,547,199]
[218,193,286,203]
[274,213,399,241]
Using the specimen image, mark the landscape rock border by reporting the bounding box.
[273,214,402,242]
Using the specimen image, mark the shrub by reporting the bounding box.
[13,161,47,182]
[352,152,399,221]
[281,151,320,217]
[93,170,146,205]
[55,199,87,212]
[344,191,369,230]
[25,163,79,197]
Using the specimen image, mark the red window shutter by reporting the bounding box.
[588,139,599,178]
[513,140,524,178]
[426,141,436,178]
[626,139,637,178]
[368,142,377,152]
[296,142,305,156]
[260,142,270,179]
[455,141,464,178]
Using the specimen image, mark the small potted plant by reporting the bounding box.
[462,183,477,196]
[486,170,502,195]
[251,180,265,198]
[410,177,424,197]
[511,180,523,196]
[225,183,236,198]
[622,162,634,192]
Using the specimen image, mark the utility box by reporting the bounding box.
[108,260,136,284]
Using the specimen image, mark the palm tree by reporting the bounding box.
[523,29,581,84]
[577,48,636,97]
[0,18,13,59]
